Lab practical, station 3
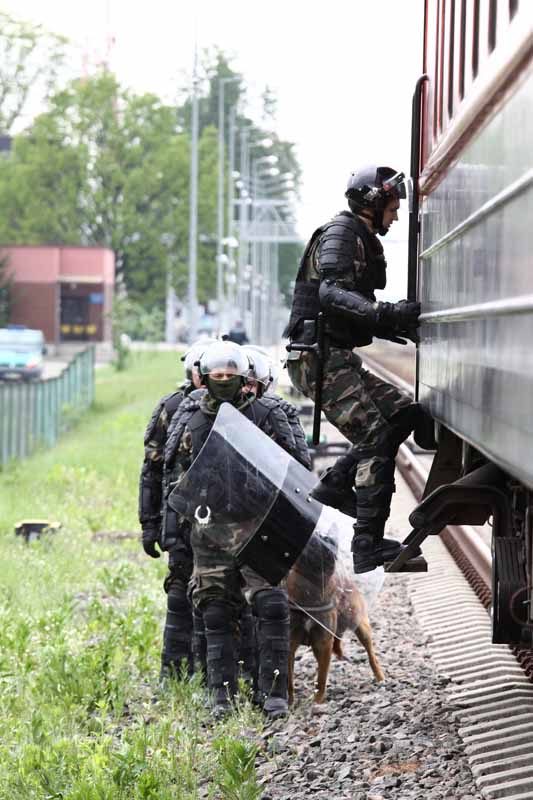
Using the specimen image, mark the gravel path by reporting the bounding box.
[256,574,483,800]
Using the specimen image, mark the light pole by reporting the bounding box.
[216,77,239,332]
[250,168,300,345]
[250,158,279,343]
[187,47,199,344]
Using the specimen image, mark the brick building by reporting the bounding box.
[2,245,115,344]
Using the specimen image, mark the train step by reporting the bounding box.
[385,554,428,572]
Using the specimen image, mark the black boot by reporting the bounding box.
[237,604,257,688]
[203,602,238,717]
[351,524,404,573]
[254,590,290,719]
[310,451,358,517]
[350,462,404,573]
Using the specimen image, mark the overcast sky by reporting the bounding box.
[4,0,425,297]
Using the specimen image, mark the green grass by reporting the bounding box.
[0,352,264,800]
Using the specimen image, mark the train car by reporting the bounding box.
[400,1,533,646]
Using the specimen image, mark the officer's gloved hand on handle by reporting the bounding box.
[142,525,161,558]
[377,300,421,332]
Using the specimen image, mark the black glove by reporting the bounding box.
[142,525,161,558]
[376,300,420,332]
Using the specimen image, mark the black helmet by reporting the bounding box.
[345,165,405,235]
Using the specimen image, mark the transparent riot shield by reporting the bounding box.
[168,402,341,585]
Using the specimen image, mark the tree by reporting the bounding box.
[0,72,220,309]
[0,11,67,134]
[0,45,303,316]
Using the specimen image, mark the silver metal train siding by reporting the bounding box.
[394,3,533,646]
[416,5,533,492]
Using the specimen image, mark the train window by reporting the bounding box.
[448,0,455,118]
[488,0,497,52]
[438,0,446,131]
[459,0,466,99]
[433,0,441,137]
[510,0,519,19]
[472,0,480,78]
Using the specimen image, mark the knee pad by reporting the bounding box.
[202,601,234,632]
[355,457,395,489]
[167,587,190,615]
[253,589,289,621]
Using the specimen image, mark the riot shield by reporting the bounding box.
[168,402,345,585]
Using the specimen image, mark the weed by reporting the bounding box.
[214,737,262,800]
[0,353,269,800]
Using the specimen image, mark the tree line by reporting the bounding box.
[0,11,302,327]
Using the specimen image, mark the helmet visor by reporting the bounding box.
[381,170,406,199]
[199,341,250,378]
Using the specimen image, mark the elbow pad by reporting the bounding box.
[138,462,163,526]
[319,280,379,328]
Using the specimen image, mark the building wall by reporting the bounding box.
[1,245,115,344]
[9,282,58,341]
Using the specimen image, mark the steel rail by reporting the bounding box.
[361,351,492,604]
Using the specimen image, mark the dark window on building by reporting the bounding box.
[448,0,456,117]
[459,0,466,99]
[472,0,480,78]
[488,0,497,51]
[509,0,519,19]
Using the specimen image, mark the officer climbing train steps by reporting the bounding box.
[285,165,431,574]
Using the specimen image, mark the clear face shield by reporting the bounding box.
[381,170,406,200]
[168,403,384,611]
[199,341,250,380]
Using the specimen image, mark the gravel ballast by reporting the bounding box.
[256,574,483,799]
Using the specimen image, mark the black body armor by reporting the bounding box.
[285,211,388,349]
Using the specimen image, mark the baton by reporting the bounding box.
[286,312,326,446]
[312,313,325,445]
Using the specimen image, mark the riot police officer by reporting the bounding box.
[285,165,424,574]
[242,344,311,470]
[164,341,306,718]
[138,339,214,678]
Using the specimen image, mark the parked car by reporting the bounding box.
[0,326,46,381]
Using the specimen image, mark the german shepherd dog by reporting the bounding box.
[287,535,384,704]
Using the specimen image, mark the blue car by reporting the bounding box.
[0,327,46,381]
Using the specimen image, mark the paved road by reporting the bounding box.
[42,358,68,379]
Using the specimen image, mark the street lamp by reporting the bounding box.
[188,46,200,344]
[217,76,240,328]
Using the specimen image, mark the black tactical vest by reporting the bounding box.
[285,211,387,348]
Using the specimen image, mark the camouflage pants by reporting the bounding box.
[190,526,285,612]
[287,347,415,528]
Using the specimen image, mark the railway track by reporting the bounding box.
[362,349,533,800]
